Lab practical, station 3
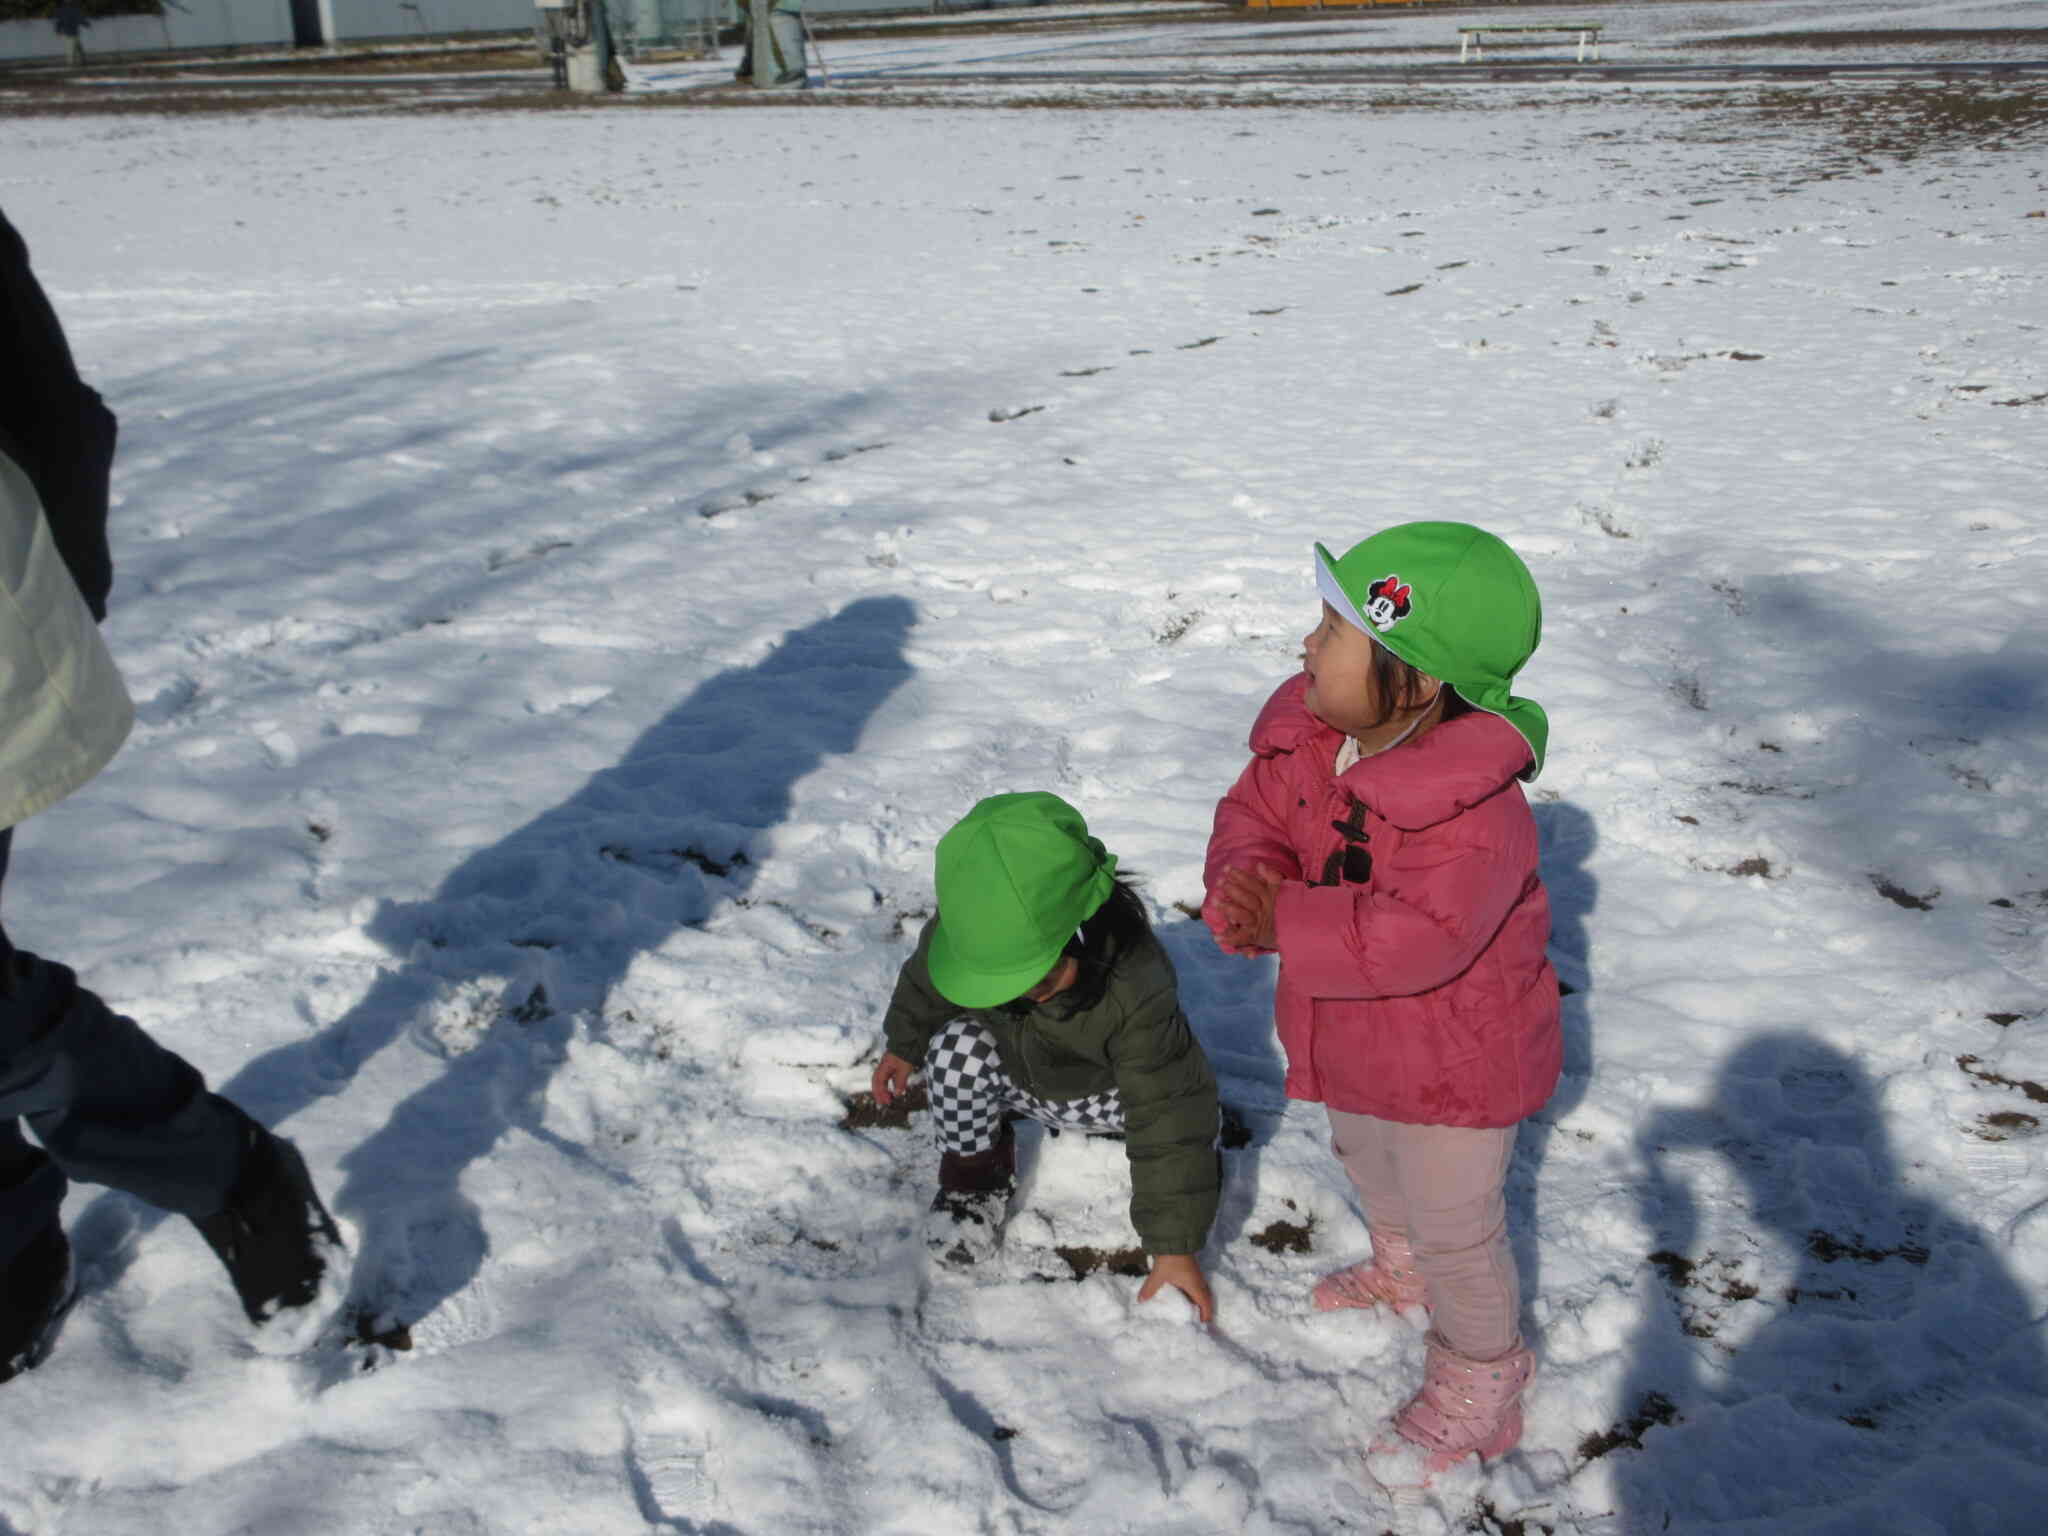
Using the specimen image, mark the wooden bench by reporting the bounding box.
[1457,23,1603,64]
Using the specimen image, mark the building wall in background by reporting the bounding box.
[3,0,300,60]
[3,0,968,62]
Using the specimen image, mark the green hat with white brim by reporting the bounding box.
[1314,521,1549,780]
[927,792,1118,1008]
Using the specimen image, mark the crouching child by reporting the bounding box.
[870,792,1220,1320]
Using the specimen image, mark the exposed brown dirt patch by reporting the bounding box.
[1578,1390,1680,1461]
[1053,1244,1147,1279]
[841,1082,929,1130]
[1249,1216,1315,1255]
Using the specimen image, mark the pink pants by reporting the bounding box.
[1326,1107,1521,1361]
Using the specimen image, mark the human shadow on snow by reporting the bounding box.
[77,596,917,1333]
[1160,913,1288,1256]
[1517,798,1598,1333]
[1608,1035,2048,1532]
[1668,566,2048,929]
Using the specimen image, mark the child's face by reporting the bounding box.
[1302,601,1386,738]
[1018,953,1080,1005]
[1302,600,1446,753]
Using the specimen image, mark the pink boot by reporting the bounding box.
[1385,1333,1535,1475]
[1312,1229,1428,1313]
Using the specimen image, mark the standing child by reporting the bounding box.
[872,792,1221,1321]
[1204,522,1560,1472]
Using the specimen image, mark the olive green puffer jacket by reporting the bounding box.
[882,918,1219,1256]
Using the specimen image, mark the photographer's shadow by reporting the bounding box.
[79,596,917,1332]
[1612,1035,2048,1529]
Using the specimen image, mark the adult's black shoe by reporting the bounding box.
[191,1118,343,1328]
[1,1225,77,1384]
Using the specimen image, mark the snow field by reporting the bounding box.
[3,19,2046,1532]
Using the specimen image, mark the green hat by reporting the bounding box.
[1314,522,1549,779]
[927,792,1118,1008]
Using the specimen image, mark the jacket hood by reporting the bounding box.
[0,449,132,828]
[1245,673,1327,756]
[1247,673,1532,832]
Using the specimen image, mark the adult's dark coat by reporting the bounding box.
[0,204,245,1280]
[0,206,117,620]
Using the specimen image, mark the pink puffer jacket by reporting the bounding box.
[1204,674,1560,1128]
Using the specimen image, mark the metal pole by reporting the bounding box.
[563,0,620,92]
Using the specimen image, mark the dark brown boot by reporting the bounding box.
[937,1119,1016,1197]
[926,1121,1016,1267]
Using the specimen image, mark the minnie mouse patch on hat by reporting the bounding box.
[1315,522,1550,780]
[1362,575,1413,633]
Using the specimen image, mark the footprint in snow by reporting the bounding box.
[135,674,202,727]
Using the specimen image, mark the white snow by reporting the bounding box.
[3,3,2046,1532]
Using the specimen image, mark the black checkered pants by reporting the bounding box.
[924,1016,1126,1155]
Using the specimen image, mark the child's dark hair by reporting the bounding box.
[1366,644,1472,730]
[1000,874,1152,1017]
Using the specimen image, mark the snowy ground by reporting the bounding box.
[3,4,2046,1533]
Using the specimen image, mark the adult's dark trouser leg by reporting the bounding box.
[0,833,249,1269]
[0,1119,65,1270]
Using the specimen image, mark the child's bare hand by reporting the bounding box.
[871,1052,915,1105]
[1204,874,1264,952]
[1210,865,1284,953]
[1207,902,1264,955]
[1137,1253,1214,1323]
